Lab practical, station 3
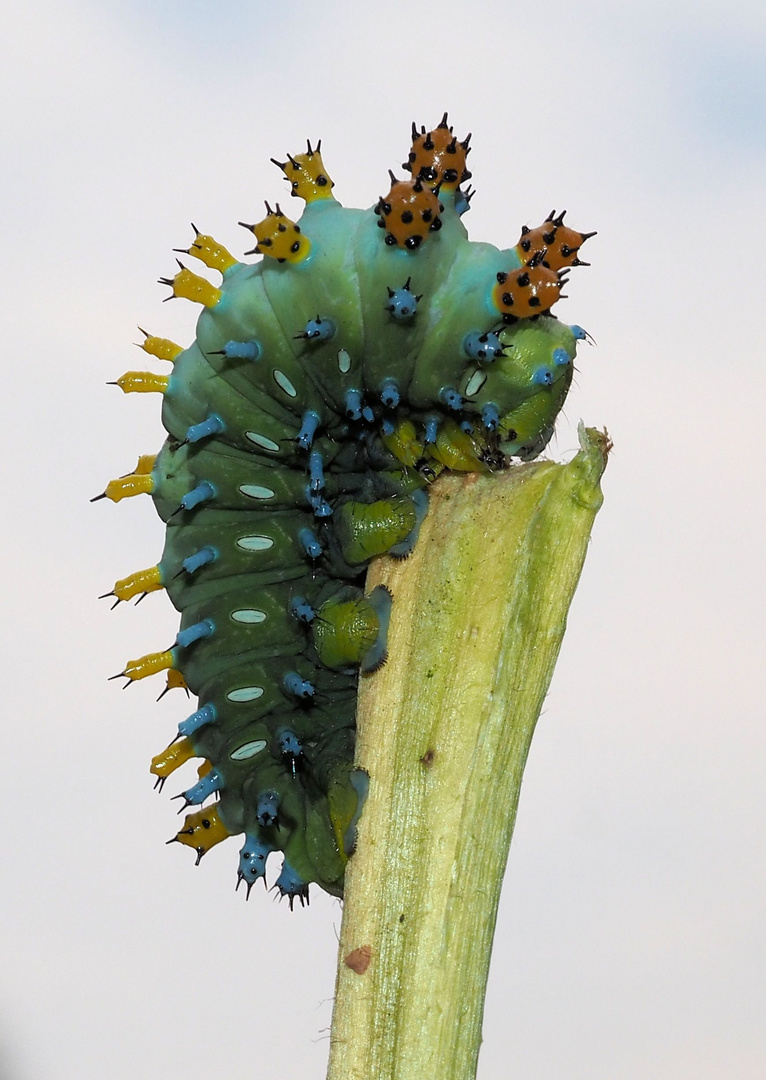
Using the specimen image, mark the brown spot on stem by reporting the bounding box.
[344,945,372,975]
[420,749,435,767]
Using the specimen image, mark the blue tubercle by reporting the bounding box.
[298,316,336,343]
[297,410,320,450]
[282,672,316,700]
[308,450,325,492]
[176,619,215,648]
[180,480,216,511]
[185,413,225,444]
[278,729,304,764]
[386,278,420,320]
[379,378,400,408]
[222,339,261,361]
[179,767,223,807]
[237,835,273,897]
[298,527,322,559]
[424,415,439,445]
[274,859,310,908]
[256,790,280,827]
[344,389,363,421]
[569,325,587,340]
[481,403,499,431]
[440,387,463,412]
[306,487,333,517]
[289,596,315,624]
[552,347,570,367]
[463,331,504,362]
[532,366,554,387]
[181,545,217,575]
[454,185,474,216]
[178,703,217,737]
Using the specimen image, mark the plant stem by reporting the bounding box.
[326,425,609,1080]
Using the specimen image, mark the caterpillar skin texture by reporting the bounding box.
[98,115,594,908]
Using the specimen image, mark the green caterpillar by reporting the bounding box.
[95,114,594,908]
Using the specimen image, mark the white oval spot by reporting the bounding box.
[337,349,351,373]
[230,739,267,761]
[273,369,297,397]
[239,484,275,500]
[231,609,267,624]
[464,370,487,397]
[246,431,280,452]
[226,686,264,703]
[236,535,274,552]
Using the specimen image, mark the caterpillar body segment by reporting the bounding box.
[99,116,594,905]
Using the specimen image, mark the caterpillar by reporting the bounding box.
[95,114,594,909]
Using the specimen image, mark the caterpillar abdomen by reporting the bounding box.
[98,115,594,907]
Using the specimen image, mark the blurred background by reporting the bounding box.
[1,1,764,1077]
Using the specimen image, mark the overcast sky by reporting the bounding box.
[1,2,765,1078]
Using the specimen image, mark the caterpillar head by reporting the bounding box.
[271,140,335,204]
[239,202,311,263]
[460,318,578,457]
[403,112,471,190]
[374,174,443,250]
[517,210,596,271]
[492,253,566,320]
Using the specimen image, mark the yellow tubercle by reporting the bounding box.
[197,760,213,779]
[272,142,335,203]
[172,805,230,864]
[240,203,311,264]
[381,419,423,468]
[161,264,222,308]
[97,472,154,503]
[182,226,238,273]
[112,565,163,603]
[138,330,183,362]
[132,455,156,476]
[111,371,170,395]
[122,649,175,683]
[151,737,196,779]
[163,669,188,694]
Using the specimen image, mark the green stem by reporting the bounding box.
[326,425,609,1080]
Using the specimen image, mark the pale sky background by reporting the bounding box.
[1,2,764,1078]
